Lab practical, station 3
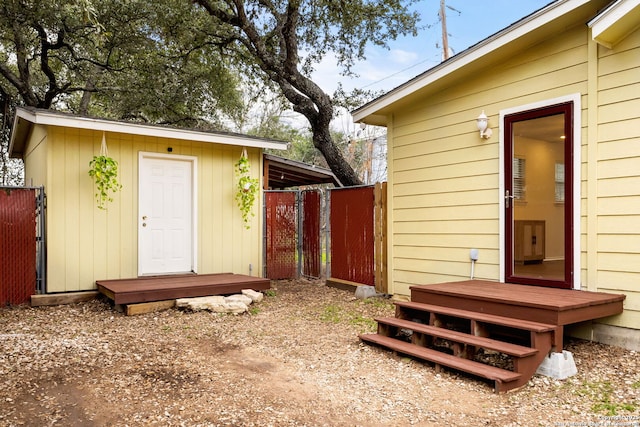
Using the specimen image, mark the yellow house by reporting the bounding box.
[354,0,640,350]
[9,107,287,294]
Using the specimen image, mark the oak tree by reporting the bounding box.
[0,0,244,127]
[193,0,419,186]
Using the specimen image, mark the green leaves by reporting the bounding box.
[234,151,259,229]
[88,155,122,210]
[0,0,246,129]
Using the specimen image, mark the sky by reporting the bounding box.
[306,0,553,133]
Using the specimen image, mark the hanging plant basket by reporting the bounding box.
[88,133,122,210]
[235,148,259,229]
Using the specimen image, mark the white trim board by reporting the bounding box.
[13,107,287,150]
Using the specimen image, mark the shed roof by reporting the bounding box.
[263,154,342,189]
[9,107,288,158]
[352,0,611,126]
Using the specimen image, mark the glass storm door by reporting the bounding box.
[504,102,573,289]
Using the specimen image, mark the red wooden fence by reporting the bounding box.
[329,186,375,286]
[0,188,36,305]
[264,184,386,289]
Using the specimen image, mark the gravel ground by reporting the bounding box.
[0,278,638,426]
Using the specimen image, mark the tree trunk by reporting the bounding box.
[312,125,361,187]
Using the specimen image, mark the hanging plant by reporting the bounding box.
[88,133,122,210]
[235,148,259,229]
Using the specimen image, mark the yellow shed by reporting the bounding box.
[354,0,640,350]
[9,107,287,294]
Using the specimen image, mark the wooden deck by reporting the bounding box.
[361,280,626,392]
[410,280,625,351]
[96,273,271,305]
[410,280,625,326]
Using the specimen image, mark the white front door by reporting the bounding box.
[138,153,195,275]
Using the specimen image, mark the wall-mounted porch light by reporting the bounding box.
[476,110,493,139]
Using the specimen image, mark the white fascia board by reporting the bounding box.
[352,0,589,123]
[15,108,288,150]
[588,0,640,48]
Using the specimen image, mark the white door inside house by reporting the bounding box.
[138,154,194,275]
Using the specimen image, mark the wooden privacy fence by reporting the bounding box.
[264,183,387,291]
[0,187,46,305]
[327,183,387,293]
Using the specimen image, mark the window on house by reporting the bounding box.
[555,163,565,203]
[513,157,525,200]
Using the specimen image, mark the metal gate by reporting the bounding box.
[0,186,46,305]
[301,190,321,278]
[264,189,322,279]
[265,191,297,279]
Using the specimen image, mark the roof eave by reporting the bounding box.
[11,108,288,153]
[8,112,32,158]
[588,0,640,48]
[263,153,342,188]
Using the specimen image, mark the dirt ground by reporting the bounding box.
[0,279,638,426]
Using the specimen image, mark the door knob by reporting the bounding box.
[142,215,148,220]
[505,190,516,208]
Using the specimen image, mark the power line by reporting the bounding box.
[359,57,438,90]
[360,2,461,90]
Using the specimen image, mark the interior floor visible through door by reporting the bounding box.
[514,260,564,281]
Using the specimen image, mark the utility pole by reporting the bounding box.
[439,0,450,60]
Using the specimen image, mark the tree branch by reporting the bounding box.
[194,0,363,185]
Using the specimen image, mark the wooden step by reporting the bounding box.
[395,301,556,333]
[360,333,521,391]
[375,317,538,357]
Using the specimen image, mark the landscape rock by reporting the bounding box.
[176,295,226,310]
[176,295,249,313]
[225,294,253,306]
[222,300,250,314]
[242,289,264,303]
[354,285,377,299]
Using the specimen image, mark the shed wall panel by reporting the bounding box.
[32,127,262,292]
[23,125,47,187]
